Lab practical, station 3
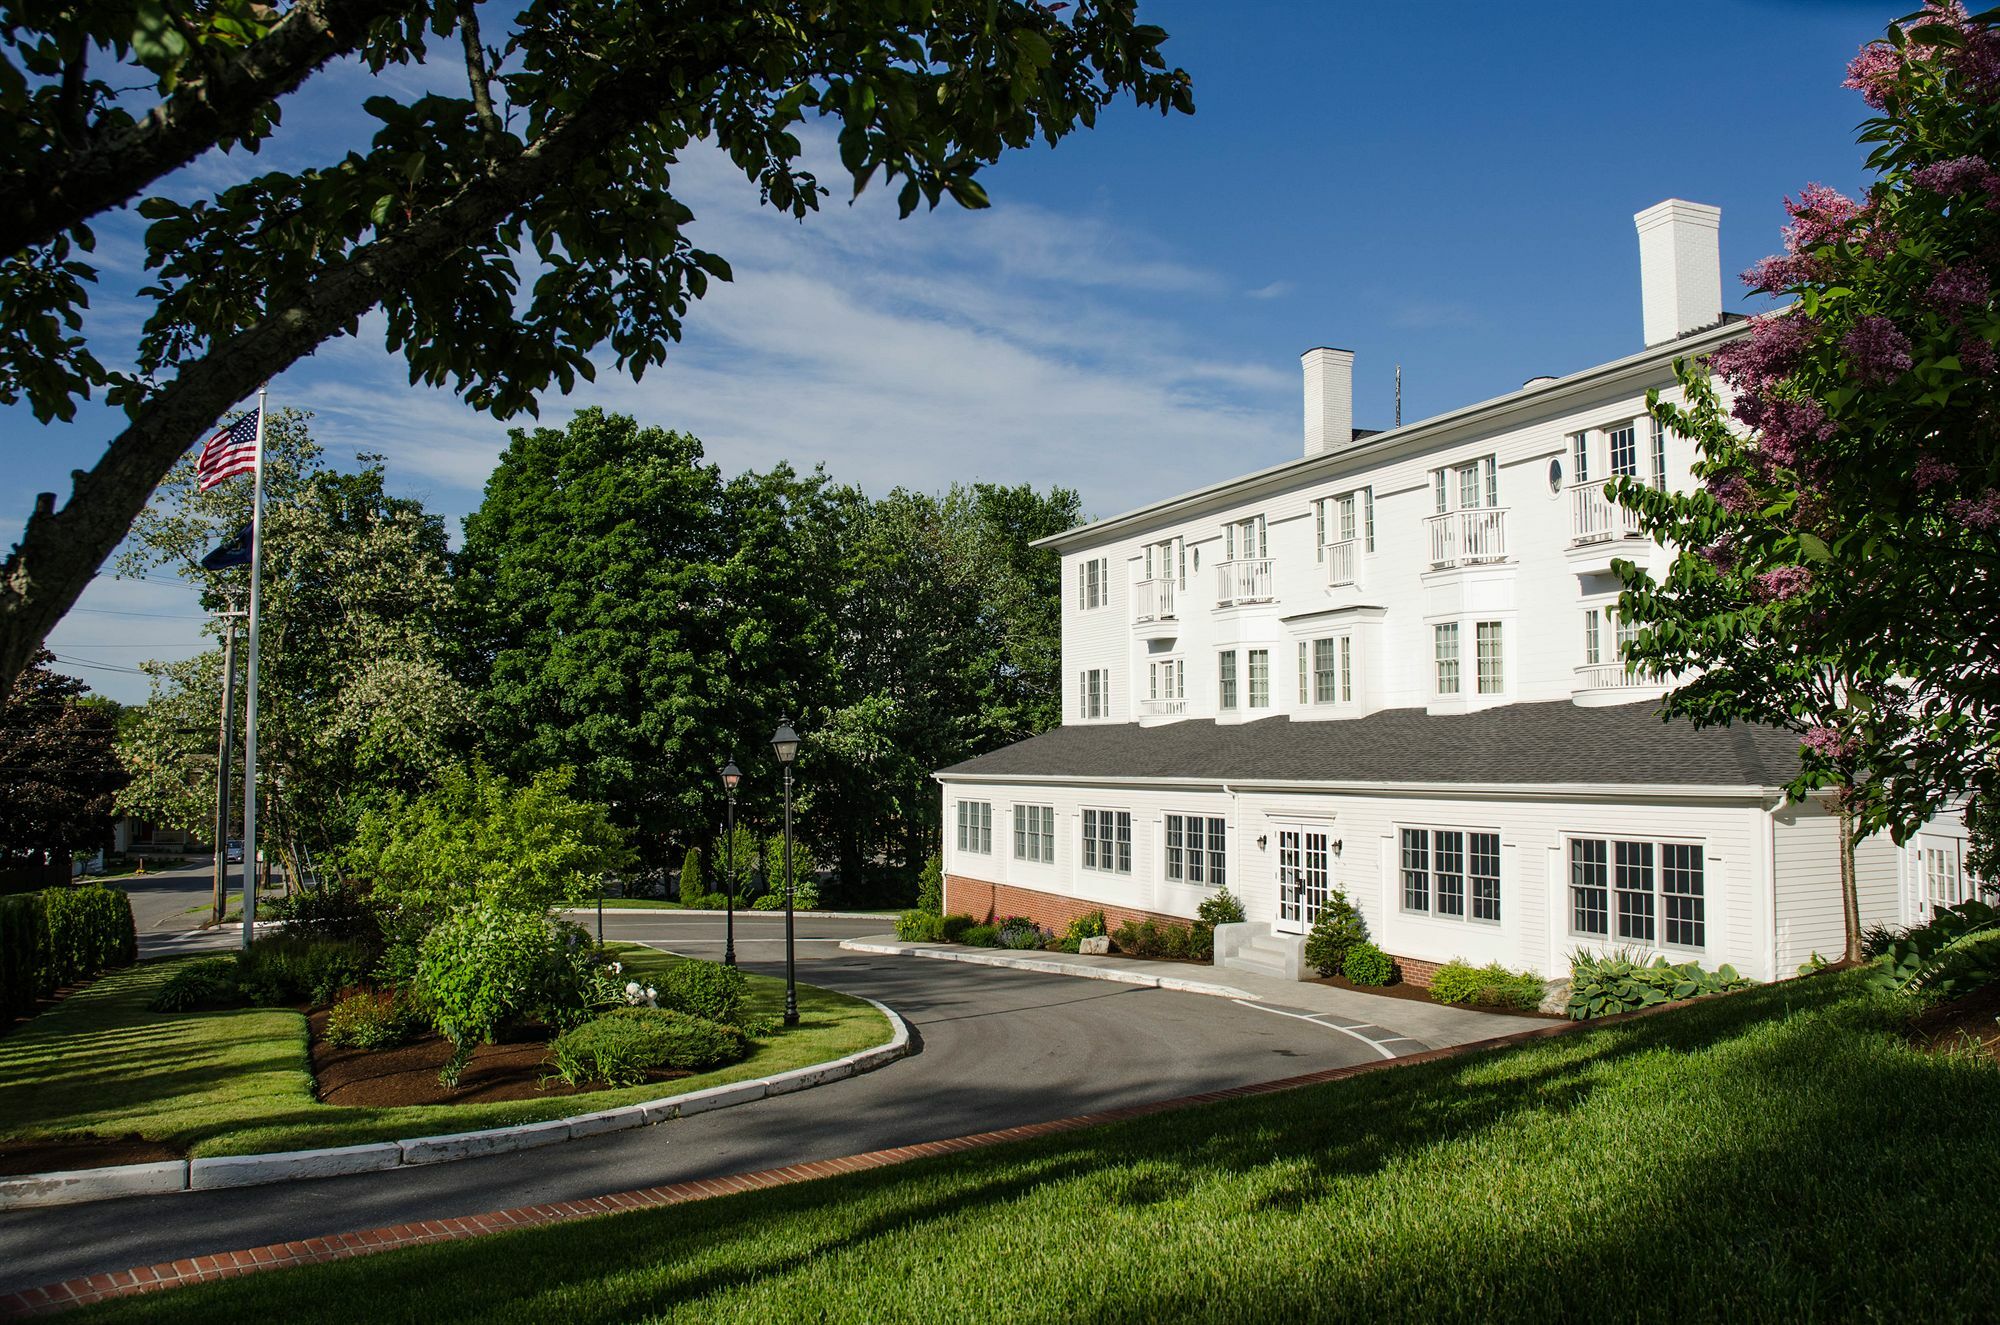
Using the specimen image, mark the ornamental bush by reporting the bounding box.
[897,910,946,942]
[656,958,749,1027]
[1304,889,1368,978]
[939,913,977,942]
[750,873,820,911]
[1342,943,1395,987]
[1865,900,2000,1001]
[415,904,558,1056]
[1566,951,1753,1020]
[1429,960,1546,1011]
[916,854,944,914]
[960,923,1000,948]
[996,916,1048,950]
[149,957,242,1012]
[0,892,50,1019]
[324,989,422,1049]
[1196,887,1246,928]
[272,885,379,943]
[42,884,136,983]
[678,847,701,902]
[234,935,375,1006]
[544,1007,750,1088]
[1112,916,1204,960]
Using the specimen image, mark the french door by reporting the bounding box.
[1274,825,1332,935]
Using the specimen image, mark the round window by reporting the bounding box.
[1547,457,1564,495]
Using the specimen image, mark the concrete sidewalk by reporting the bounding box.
[842,935,1548,1049]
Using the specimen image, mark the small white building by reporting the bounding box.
[935,200,1979,985]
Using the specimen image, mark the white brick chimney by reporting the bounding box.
[1634,199,1722,347]
[1301,346,1354,457]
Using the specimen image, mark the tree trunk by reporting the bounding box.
[1838,787,1862,964]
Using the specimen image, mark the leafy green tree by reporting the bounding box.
[114,412,469,853]
[457,409,842,850]
[0,0,1192,700]
[345,763,633,926]
[114,650,233,840]
[0,651,123,861]
[1613,5,2000,954]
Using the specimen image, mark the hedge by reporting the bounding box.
[0,884,138,1021]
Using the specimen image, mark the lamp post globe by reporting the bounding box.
[770,721,800,1026]
[720,758,742,967]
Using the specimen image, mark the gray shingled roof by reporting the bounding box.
[938,701,1802,789]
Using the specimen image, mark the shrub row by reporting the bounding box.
[1566,950,1752,1019]
[1865,900,2000,1001]
[0,885,137,1019]
[1429,960,1546,1011]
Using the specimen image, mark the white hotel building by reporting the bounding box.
[936,201,1981,986]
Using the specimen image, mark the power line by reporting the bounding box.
[49,654,150,676]
[71,607,210,621]
[49,642,211,648]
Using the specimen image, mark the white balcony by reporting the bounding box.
[1324,539,1359,589]
[1570,482,1644,545]
[1215,558,1275,607]
[1133,577,1178,625]
[1424,508,1509,570]
[1140,697,1187,717]
[1572,661,1667,706]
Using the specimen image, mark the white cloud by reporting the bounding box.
[1246,280,1293,300]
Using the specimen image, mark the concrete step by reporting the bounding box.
[1221,953,1294,980]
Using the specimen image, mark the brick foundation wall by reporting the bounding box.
[1390,955,1442,989]
[943,874,1188,935]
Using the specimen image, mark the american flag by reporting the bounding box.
[196,410,260,491]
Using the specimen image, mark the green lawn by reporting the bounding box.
[0,945,890,1159]
[68,968,2000,1323]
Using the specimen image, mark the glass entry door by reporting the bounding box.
[1274,825,1331,935]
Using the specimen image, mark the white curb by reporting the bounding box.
[841,939,1255,1001]
[0,994,911,1210]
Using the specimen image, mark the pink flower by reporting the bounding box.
[1705,472,1757,515]
[1915,453,1960,489]
[1911,156,1991,195]
[1949,488,2000,530]
[1783,183,1862,252]
[1842,315,1915,383]
[1845,42,1903,109]
[1700,539,1741,574]
[1733,394,1836,468]
[1927,264,1990,313]
[1961,335,1999,375]
[1803,725,1858,760]
[1709,313,1814,391]
[1755,566,1814,601]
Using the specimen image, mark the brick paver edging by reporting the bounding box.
[0,1008,1635,1318]
[0,996,909,1213]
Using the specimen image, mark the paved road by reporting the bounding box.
[104,861,229,937]
[0,912,1388,1292]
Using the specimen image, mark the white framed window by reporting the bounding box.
[1400,827,1501,922]
[1148,658,1185,702]
[1165,813,1227,886]
[1363,488,1376,552]
[1434,623,1461,695]
[1080,668,1108,719]
[1143,538,1185,586]
[1570,431,1590,485]
[1583,606,1641,666]
[1569,836,1706,949]
[1081,808,1133,874]
[1218,650,1238,710]
[1297,642,1309,704]
[1313,637,1339,704]
[1475,621,1504,695]
[1340,636,1353,702]
[956,801,993,854]
[1223,515,1267,561]
[1433,457,1499,511]
[1078,557,1108,610]
[1609,421,1638,478]
[1248,649,1270,709]
[1013,804,1056,863]
[1649,418,1667,490]
[1583,609,1602,666]
[1314,492,1366,562]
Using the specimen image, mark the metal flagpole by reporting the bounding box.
[240,389,269,951]
[211,612,238,924]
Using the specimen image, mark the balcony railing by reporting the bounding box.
[1133,577,1179,624]
[1215,558,1275,606]
[1570,482,1644,545]
[1140,697,1187,717]
[1424,508,1509,570]
[1574,662,1659,691]
[1324,539,1359,589]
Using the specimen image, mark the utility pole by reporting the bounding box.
[210,610,242,924]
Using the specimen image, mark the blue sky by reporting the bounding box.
[7,0,1893,700]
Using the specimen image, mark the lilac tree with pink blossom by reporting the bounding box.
[1613,3,2000,960]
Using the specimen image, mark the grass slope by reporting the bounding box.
[68,969,2000,1323]
[0,946,889,1158]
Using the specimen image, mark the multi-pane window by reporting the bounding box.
[1583,607,1641,668]
[955,801,992,854]
[1434,623,1461,695]
[1583,609,1602,666]
[1609,422,1638,478]
[1081,809,1132,874]
[1298,642,1309,705]
[1401,827,1501,922]
[1570,837,1705,949]
[1340,637,1353,703]
[1080,668,1108,719]
[1475,621,1504,695]
[1078,557,1108,610]
[1144,538,1185,586]
[1337,494,1358,543]
[1166,813,1228,886]
[1313,638,1340,704]
[1649,419,1668,490]
[1570,431,1590,484]
[1248,650,1270,709]
[1224,515,1267,561]
[1435,458,1499,510]
[1363,488,1376,551]
[1149,659,1185,702]
[1012,805,1055,863]
[1218,650,1238,710]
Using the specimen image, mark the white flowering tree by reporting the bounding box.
[1613,3,2000,959]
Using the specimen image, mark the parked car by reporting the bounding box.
[226,839,244,864]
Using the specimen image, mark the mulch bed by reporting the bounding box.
[1306,973,1566,1019]
[0,1135,180,1178]
[1909,981,2000,1065]
[308,1009,690,1107]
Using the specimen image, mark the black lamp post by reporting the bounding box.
[770,720,801,1027]
[720,757,742,967]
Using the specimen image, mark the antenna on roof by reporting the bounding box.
[1394,364,1402,429]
